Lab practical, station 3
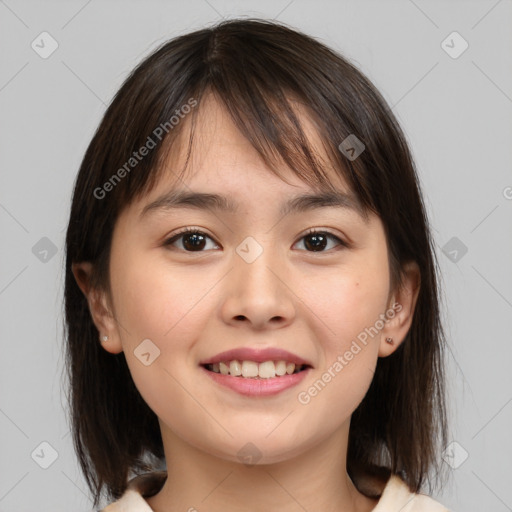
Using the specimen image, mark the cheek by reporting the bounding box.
[293,254,389,414]
[293,272,387,432]
[108,251,210,421]
[110,249,216,345]
[300,258,390,353]
[108,248,226,401]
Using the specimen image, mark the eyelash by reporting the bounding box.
[163,227,348,253]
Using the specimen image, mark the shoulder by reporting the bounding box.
[373,475,450,511]
[99,471,167,512]
[98,471,449,512]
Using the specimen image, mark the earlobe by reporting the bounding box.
[378,261,421,357]
[71,262,123,354]
[98,333,123,354]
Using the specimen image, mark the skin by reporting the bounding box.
[74,95,420,512]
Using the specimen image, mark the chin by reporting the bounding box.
[194,432,312,467]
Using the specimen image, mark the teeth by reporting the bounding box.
[275,361,287,376]
[258,361,275,379]
[207,360,306,378]
[229,360,242,376]
[242,361,259,378]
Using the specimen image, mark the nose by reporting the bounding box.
[220,241,296,330]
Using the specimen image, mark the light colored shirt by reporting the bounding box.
[100,471,450,511]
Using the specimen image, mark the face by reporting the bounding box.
[87,95,410,465]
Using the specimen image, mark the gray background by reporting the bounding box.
[1,0,511,510]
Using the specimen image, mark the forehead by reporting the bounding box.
[143,93,357,203]
[188,93,338,172]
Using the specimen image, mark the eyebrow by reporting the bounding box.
[140,189,367,220]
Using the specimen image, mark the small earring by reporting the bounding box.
[101,335,109,342]
[385,337,393,344]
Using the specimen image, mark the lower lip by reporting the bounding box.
[200,366,311,397]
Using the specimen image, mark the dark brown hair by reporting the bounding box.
[64,18,447,508]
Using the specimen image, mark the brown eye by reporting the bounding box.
[295,230,346,252]
[164,228,346,253]
[165,229,219,252]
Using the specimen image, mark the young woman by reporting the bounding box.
[64,18,449,511]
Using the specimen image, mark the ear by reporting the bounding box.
[378,261,421,357]
[71,262,123,354]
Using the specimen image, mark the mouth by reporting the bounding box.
[200,361,312,397]
[201,360,312,379]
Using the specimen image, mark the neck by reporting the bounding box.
[146,421,377,512]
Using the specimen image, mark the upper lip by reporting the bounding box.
[199,347,313,367]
